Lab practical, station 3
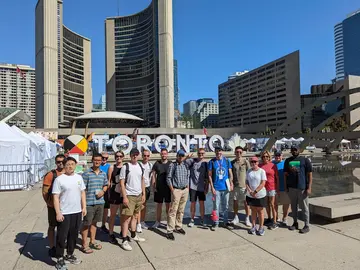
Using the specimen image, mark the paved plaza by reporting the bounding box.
[1,185,360,270]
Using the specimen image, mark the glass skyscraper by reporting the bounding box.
[335,9,360,81]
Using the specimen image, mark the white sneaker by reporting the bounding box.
[245,216,252,227]
[121,240,132,251]
[282,218,288,226]
[152,221,160,229]
[232,215,240,225]
[188,219,195,227]
[131,235,146,242]
[136,223,142,233]
[141,222,148,230]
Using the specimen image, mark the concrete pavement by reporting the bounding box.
[2,186,360,270]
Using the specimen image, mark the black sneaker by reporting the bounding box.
[289,222,299,231]
[223,222,233,230]
[210,224,218,231]
[55,257,68,270]
[48,247,56,257]
[100,225,109,234]
[166,232,175,241]
[299,225,310,234]
[264,218,272,226]
[269,223,279,230]
[64,254,81,265]
[175,228,186,235]
[109,234,118,245]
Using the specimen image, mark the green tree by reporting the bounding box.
[328,117,348,132]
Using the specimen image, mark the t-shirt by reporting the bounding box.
[284,156,312,190]
[273,160,285,192]
[100,163,111,174]
[186,158,208,192]
[246,168,267,199]
[152,160,171,188]
[82,168,108,206]
[259,162,278,191]
[231,158,250,188]
[52,173,86,215]
[208,157,232,191]
[119,163,143,196]
[139,162,153,187]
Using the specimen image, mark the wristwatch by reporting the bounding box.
[254,190,258,194]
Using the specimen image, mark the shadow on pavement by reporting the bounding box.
[14,232,55,267]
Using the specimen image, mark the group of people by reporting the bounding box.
[42,145,312,270]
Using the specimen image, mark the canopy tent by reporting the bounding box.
[296,137,305,142]
[275,140,286,145]
[247,138,256,144]
[341,139,350,144]
[0,123,31,190]
[29,132,57,159]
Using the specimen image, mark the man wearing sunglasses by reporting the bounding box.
[42,154,66,257]
[100,152,111,234]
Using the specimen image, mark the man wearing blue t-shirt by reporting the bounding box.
[208,147,233,230]
[100,152,111,234]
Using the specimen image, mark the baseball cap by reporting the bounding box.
[274,150,282,156]
[214,146,223,152]
[177,149,186,156]
[290,145,299,151]
[130,148,140,156]
[250,156,259,162]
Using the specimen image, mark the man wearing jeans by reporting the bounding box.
[284,145,313,234]
[208,147,233,231]
[166,150,190,241]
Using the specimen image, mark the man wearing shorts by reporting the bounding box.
[186,148,208,227]
[273,150,290,226]
[231,147,251,227]
[81,153,108,254]
[137,149,153,232]
[119,148,146,251]
[42,154,65,257]
[100,152,111,234]
[151,148,171,228]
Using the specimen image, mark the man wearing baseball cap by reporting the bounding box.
[284,145,312,234]
[166,149,190,240]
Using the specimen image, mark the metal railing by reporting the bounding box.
[0,163,49,191]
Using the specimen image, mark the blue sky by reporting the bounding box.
[0,0,359,111]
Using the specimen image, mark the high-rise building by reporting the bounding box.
[183,100,197,116]
[100,94,106,111]
[218,51,301,133]
[174,59,179,112]
[105,0,174,128]
[194,101,218,128]
[197,98,214,104]
[35,0,92,128]
[335,9,360,81]
[0,64,35,127]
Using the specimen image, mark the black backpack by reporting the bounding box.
[45,169,57,204]
[115,162,145,194]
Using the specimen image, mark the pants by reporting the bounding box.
[288,188,310,226]
[167,188,189,232]
[56,212,82,258]
[213,190,229,225]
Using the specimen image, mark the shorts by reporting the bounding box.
[83,204,104,226]
[233,187,246,201]
[267,190,276,197]
[154,185,171,203]
[104,191,110,209]
[122,195,142,216]
[108,187,123,205]
[189,189,206,202]
[145,187,151,201]
[246,196,267,208]
[47,207,57,227]
[277,191,291,205]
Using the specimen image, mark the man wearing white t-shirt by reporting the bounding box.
[52,157,86,270]
[119,148,146,251]
[137,149,153,232]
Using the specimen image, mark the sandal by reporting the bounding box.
[81,246,93,254]
[89,242,102,250]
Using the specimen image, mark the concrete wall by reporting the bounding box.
[105,19,115,111]
[345,76,360,131]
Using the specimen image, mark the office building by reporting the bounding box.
[0,64,35,128]
[218,51,301,133]
[195,101,218,128]
[100,94,106,110]
[106,0,174,128]
[174,59,179,111]
[335,9,360,81]
[183,100,197,116]
[35,0,92,129]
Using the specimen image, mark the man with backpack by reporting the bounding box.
[208,147,233,231]
[119,148,146,251]
[42,154,66,257]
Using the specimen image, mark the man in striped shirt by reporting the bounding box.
[80,153,108,254]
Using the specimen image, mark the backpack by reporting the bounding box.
[43,169,57,206]
[115,162,145,194]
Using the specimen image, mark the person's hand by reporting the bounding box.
[250,192,257,198]
[211,187,216,195]
[141,195,146,203]
[123,196,129,207]
[230,182,234,192]
[186,153,194,159]
[96,190,104,199]
[82,208,87,217]
[56,213,64,222]
[306,188,311,195]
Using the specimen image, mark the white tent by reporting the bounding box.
[0,123,31,190]
[275,140,286,145]
[280,137,288,142]
[341,139,350,144]
[248,138,256,144]
[296,137,305,142]
[29,132,57,159]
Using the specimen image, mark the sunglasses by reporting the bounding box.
[250,161,258,164]
[262,155,270,158]
[143,155,150,157]
[102,157,109,160]
[55,160,63,164]
[115,155,124,158]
